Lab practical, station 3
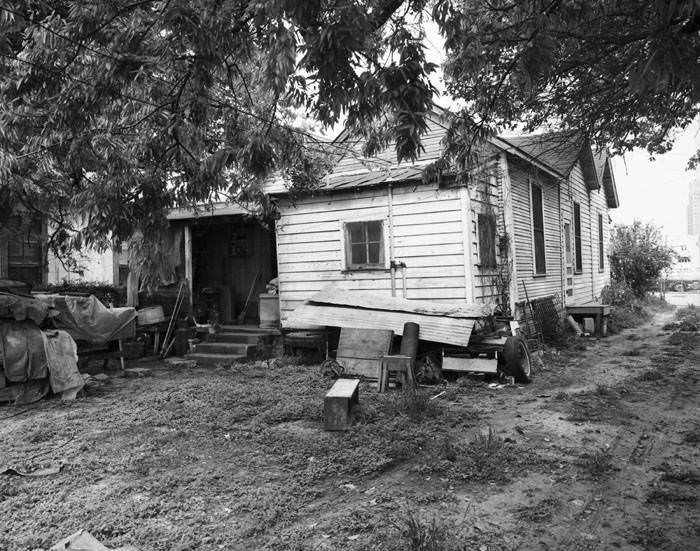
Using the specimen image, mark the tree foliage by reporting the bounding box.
[0,0,436,252]
[1,0,698,263]
[434,0,699,159]
[609,222,675,297]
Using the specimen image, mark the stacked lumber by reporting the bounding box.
[289,289,494,347]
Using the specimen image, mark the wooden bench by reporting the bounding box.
[324,378,360,431]
[566,303,611,337]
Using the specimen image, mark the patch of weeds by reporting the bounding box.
[636,369,664,382]
[577,449,616,476]
[646,488,697,504]
[551,390,570,401]
[389,509,456,551]
[437,436,458,462]
[627,525,669,548]
[514,497,560,523]
[658,464,700,485]
[593,384,614,396]
[422,428,527,484]
[385,388,438,421]
[682,425,700,444]
[560,387,629,424]
[667,332,698,349]
[621,346,645,357]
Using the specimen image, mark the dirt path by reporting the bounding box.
[1,312,698,551]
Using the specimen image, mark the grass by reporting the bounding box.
[418,427,532,484]
[513,497,560,523]
[577,449,616,476]
[391,509,455,551]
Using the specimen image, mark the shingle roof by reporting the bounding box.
[497,131,584,177]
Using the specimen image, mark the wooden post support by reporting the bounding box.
[184,225,193,311]
[324,378,360,431]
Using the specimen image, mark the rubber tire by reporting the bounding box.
[502,336,532,384]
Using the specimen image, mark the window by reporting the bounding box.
[6,214,44,286]
[531,183,546,274]
[573,202,583,273]
[477,213,497,268]
[598,213,604,271]
[344,220,384,269]
[564,222,571,265]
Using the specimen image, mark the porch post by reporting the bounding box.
[184,224,193,310]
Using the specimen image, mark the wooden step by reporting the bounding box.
[194,342,252,356]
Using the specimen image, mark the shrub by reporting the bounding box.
[609,222,674,297]
[34,281,127,306]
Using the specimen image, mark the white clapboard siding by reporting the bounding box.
[510,157,564,302]
[566,162,595,305]
[590,185,611,299]
[275,182,469,328]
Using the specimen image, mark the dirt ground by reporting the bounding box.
[1,310,699,551]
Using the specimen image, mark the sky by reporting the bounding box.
[609,123,699,238]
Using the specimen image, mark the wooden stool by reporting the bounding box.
[378,355,415,392]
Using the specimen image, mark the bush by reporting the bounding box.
[609,222,674,297]
[34,281,127,306]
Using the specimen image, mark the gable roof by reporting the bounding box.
[594,149,620,208]
[267,109,618,209]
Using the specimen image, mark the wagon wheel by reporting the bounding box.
[501,336,532,384]
[321,359,344,378]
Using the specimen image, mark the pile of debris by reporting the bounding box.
[0,289,136,405]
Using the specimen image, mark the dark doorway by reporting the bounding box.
[190,216,276,324]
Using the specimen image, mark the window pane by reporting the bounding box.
[368,242,381,264]
[564,223,571,264]
[531,185,544,230]
[534,230,546,274]
[348,223,364,244]
[351,243,367,265]
[366,221,382,242]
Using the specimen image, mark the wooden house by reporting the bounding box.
[267,110,619,331]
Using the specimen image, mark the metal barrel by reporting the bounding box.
[399,322,420,360]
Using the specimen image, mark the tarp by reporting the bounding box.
[0,322,84,404]
[0,292,50,325]
[0,321,48,382]
[35,294,136,343]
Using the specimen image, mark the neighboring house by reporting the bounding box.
[263,109,619,329]
[47,244,127,286]
[0,210,47,287]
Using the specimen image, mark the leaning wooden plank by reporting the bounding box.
[309,289,494,319]
[337,357,382,378]
[336,328,393,361]
[289,303,474,346]
[442,357,498,373]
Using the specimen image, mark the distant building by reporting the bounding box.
[666,234,700,282]
[688,178,700,235]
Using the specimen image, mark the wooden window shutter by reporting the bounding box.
[477,213,497,268]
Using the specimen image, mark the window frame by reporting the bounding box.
[530,181,547,275]
[341,218,388,271]
[573,202,583,273]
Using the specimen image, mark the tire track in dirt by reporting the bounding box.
[503,312,698,551]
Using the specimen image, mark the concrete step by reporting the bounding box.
[194,342,252,356]
[208,332,261,344]
[185,352,247,365]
